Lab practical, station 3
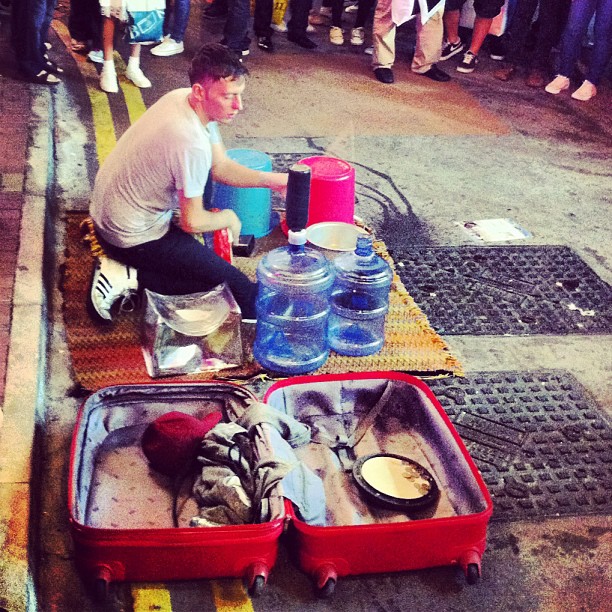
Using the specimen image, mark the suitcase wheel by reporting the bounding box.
[466,563,480,585]
[314,564,338,598]
[249,575,266,597]
[318,577,336,598]
[459,549,482,586]
[91,566,112,602]
[245,561,269,597]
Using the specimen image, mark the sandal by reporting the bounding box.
[70,39,87,52]
[31,70,60,85]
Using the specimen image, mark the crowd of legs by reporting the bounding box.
[10,0,611,102]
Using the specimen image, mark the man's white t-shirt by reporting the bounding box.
[90,88,221,249]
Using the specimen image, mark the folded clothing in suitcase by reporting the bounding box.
[69,374,492,600]
[68,382,311,599]
[264,372,493,595]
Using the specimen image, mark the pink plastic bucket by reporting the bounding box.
[298,156,355,227]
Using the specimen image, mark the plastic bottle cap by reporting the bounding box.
[288,229,307,246]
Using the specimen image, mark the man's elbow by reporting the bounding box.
[179,216,196,234]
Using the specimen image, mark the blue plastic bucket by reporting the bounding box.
[211,149,276,238]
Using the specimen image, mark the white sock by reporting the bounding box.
[128,56,140,70]
[103,59,115,72]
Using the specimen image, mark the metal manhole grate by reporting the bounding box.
[269,152,305,171]
[391,246,612,335]
[428,370,612,521]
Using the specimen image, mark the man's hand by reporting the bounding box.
[267,172,288,199]
[179,192,241,240]
[224,210,242,245]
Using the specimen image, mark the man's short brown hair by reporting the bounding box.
[189,43,249,86]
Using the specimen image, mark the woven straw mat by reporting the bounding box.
[62,213,463,391]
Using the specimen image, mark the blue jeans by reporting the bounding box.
[12,0,57,77]
[163,0,191,42]
[99,223,258,320]
[558,0,612,85]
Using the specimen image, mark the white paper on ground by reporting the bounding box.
[457,218,532,242]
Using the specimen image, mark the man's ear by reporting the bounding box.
[192,81,208,102]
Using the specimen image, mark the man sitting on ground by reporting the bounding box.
[88,43,288,323]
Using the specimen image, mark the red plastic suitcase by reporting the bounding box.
[69,373,492,600]
[68,382,286,600]
[264,372,493,596]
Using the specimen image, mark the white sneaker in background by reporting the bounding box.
[544,74,570,95]
[329,26,344,45]
[126,65,152,88]
[350,27,365,46]
[87,49,104,64]
[571,79,597,101]
[271,22,288,32]
[150,37,184,57]
[100,67,118,93]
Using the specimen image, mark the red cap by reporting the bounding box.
[141,411,223,477]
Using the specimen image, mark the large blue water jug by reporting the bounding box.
[328,235,393,356]
[253,229,335,375]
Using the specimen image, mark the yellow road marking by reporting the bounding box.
[131,584,173,611]
[116,54,148,126]
[51,19,147,165]
[211,580,255,611]
[53,20,243,612]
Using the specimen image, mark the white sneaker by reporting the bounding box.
[544,74,570,95]
[350,27,365,46]
[344,2,358,12]
[271,22,288,33]
[364,45,373,55]
[329,26,344,45]
[88,256,139,322]
[126,65,152,88]
[88,49,104,64]
[150,37,184,57]
[571,79,597,101]
[100,67,118,93]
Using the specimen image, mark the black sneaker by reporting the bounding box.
[440,39,465,61]
[489,36,506,61]
[457,51,479,73]
[287,32,317,49]
[257,36,274,53]
[374,67,394,84]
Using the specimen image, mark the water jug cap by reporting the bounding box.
[355,235,373,256]
[288,229,307,246]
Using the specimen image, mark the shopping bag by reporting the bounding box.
[126,0,165,43]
